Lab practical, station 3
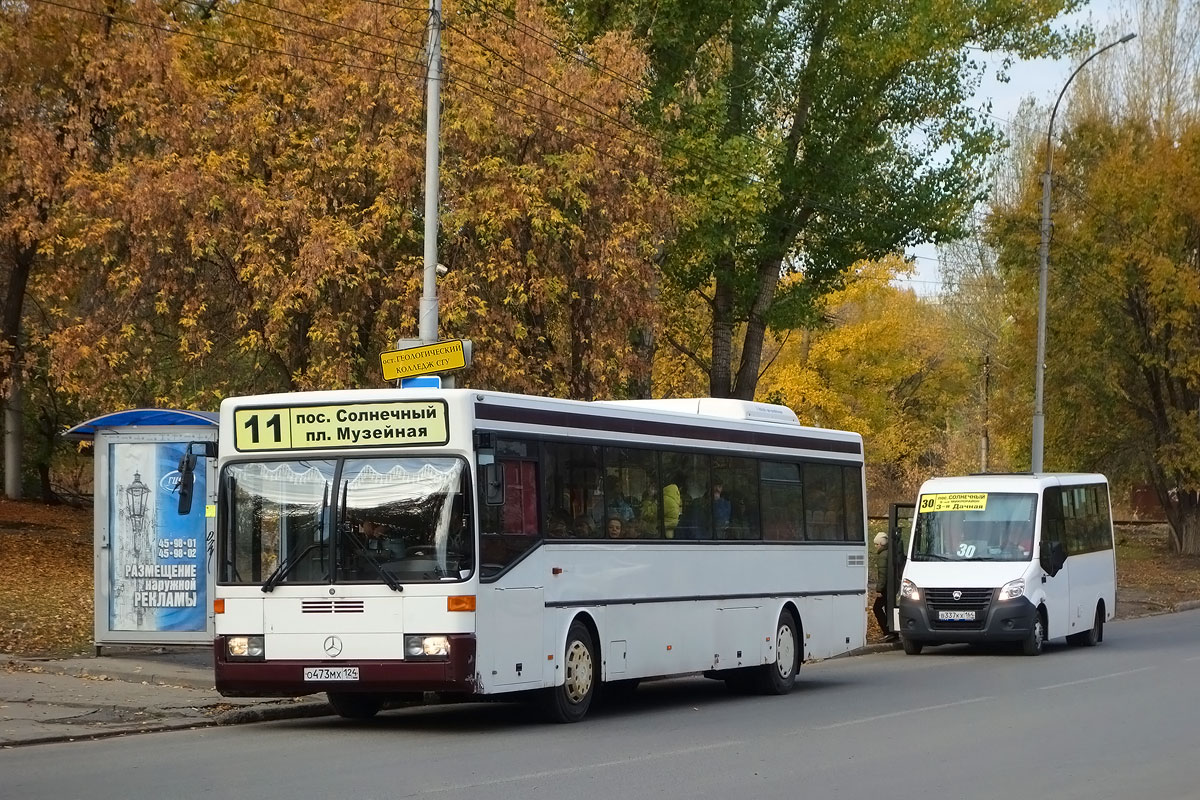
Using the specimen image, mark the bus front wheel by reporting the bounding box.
[541,619,596,723]
[754,611,800,695]
[327,692,383,720]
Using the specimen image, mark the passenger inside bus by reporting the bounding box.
[606,517,624,539]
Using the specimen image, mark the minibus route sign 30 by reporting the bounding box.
[233,401,449,451]
[380,339,468,381]
[918,493,989,513]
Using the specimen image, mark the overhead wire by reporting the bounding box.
[29,0,427,83]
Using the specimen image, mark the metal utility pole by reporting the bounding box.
[1032,32,1135,473]
[418,0,442,347]
[981,355,990,473]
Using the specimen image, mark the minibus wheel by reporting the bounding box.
[1021,611,1046,656]
[901,637,923,655]
[1067,604,1103,647]
[328,692,384,720]
[541,619,596,723]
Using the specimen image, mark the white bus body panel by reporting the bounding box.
[474,542,865,692]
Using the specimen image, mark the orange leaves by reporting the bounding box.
[0,501,94,657]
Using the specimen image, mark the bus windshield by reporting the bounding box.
[221,456,473,585]
[911,493,1037,562]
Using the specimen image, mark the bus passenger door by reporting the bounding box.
[479,585,544,689]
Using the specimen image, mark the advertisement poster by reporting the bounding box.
[108,442,208,632]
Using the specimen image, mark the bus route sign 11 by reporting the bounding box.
[380,339,470,381]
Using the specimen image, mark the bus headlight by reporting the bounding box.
[998,579,1025,601]
[900,579,920,602]
[405,635,450,660]
[227,635,265,660]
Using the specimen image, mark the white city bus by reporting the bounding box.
[898,473,1116,656]
[198,389,867,722]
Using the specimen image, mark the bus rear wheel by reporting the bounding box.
[754,611,800,695]
[541,619,596,723]
[327,692,383,720]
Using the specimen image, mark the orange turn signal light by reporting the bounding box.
[447,595,476,612]
[213,599,225,614]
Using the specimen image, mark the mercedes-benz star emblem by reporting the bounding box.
[952,590,963,601]
[323,635,343,658]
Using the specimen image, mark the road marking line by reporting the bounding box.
[411,741,741,795]
[1038,666,1156,690]
[814,696,994,730]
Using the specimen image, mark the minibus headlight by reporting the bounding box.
[405,635,450,660]
[900,579,920,602]
[998,579,1025,601]
[227,635,265,660]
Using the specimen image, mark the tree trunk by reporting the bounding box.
[731,254,785,400]
[2,239,35,499]
[1165,489,1200,555]
[3,379,22,500]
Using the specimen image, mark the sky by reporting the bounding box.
[897,0,1125,296]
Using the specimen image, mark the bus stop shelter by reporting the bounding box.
[65,409,219,652]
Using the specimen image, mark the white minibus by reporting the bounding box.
[898,473,1115,656]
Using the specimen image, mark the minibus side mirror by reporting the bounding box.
[1040,540,1066,577]
[483,463,505,506]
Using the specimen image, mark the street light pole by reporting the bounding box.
[1031,32,1135,473]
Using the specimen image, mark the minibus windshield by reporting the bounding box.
[911,492,1037,562]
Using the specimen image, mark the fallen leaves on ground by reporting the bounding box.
[0,500,94,656]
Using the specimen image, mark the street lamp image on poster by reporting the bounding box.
[108,442,208,632]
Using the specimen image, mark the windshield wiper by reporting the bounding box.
[340,528,404,592]
[262,542,324,592]
[916,553,954,561]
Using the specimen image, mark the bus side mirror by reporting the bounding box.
[483,463,504,506]
[178,453,196,515]
[176,441,215,515]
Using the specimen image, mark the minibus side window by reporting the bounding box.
[1041,487,1063,548]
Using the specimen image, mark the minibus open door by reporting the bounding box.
[885,503,915,634]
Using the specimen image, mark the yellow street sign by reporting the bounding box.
[380,339,468,381]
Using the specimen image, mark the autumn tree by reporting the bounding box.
[38,0,667,414]
[0,0,151,498]
[988,0,1200,552]
[563,0,1090,400]
[757,256,973,507]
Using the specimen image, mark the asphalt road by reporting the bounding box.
[5,610,1199,800]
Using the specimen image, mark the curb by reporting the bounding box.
[8,659,216,691]
[215,699,333,725]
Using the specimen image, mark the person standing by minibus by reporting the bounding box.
[872,532,899,641]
